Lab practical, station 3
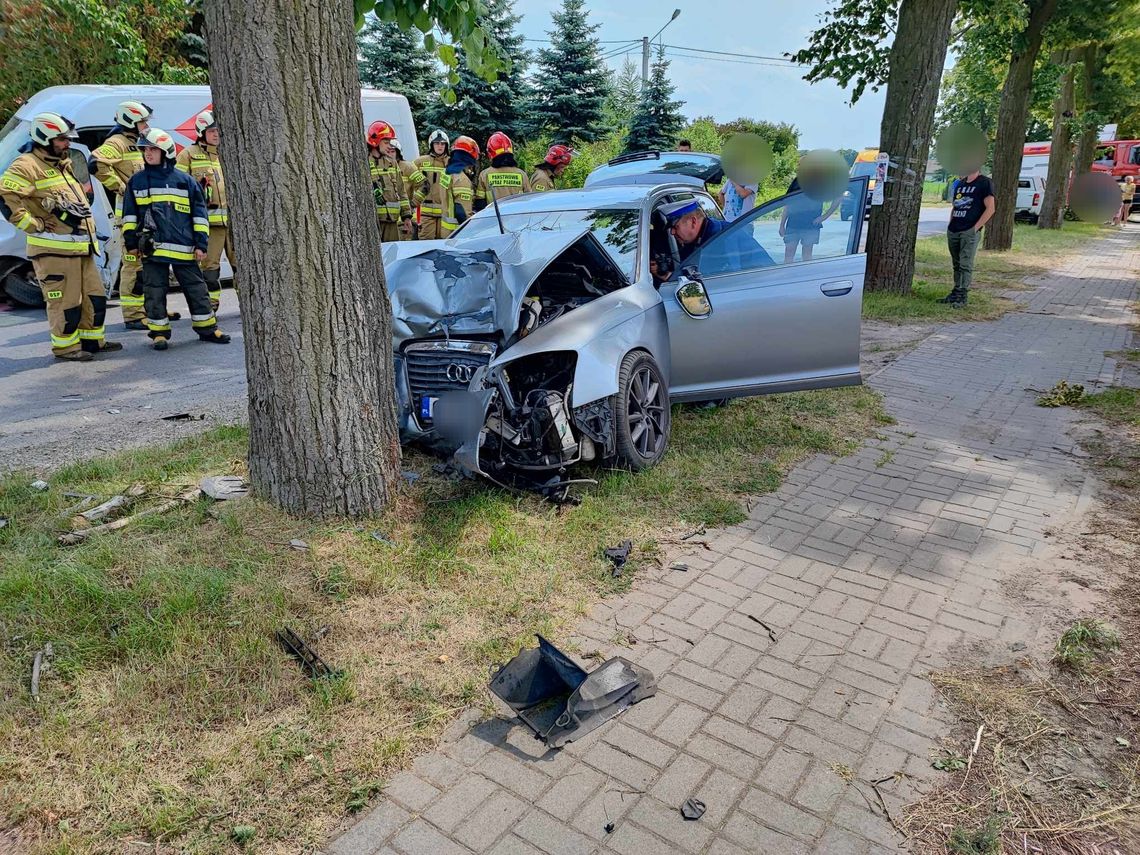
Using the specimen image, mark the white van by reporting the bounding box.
[0,84,417,307]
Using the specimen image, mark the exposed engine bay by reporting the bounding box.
[383,229,629,491]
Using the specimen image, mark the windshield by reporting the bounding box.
[457,208,641,281]
[0,118,31,173]
[586,153,723,186]
[850,162,877,178]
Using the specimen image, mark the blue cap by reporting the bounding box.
[660,199,700,224]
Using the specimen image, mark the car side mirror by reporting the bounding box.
[676,269,712,319]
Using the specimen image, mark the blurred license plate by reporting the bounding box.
[420,396,438,420]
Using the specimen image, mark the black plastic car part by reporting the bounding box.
[488,635,657,748]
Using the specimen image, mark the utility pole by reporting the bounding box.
[641,36,650,87]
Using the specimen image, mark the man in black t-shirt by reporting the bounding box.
[943,169,995,306]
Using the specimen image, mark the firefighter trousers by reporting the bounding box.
[34,252,106,356]
[141,260,218,341]
[117,235,145,323]
[418,216,443,240]
[378,219,408,242]
[203,225,233,310]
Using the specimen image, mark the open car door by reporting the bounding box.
[662,176,869,401]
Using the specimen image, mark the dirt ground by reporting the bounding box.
[861,318,940,377]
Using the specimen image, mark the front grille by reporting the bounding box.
[405,340,495,428]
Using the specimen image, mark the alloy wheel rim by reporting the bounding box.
[628,366,666,458]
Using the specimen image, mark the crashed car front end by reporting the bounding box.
[383,229,651,487]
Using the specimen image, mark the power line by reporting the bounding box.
[663,47,803,69]
[523,37,641,44]
[663,43,803,65]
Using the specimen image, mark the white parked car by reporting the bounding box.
[1015,175,1045,223]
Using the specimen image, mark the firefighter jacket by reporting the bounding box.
[440,167,475,235]
[411,151,450,217]
[121,159,210,264]
[369,152,411,223]
[397,159,417,206]
[0,146,99,258]
[175,142,228,227]
[91,128,143,215]
[475,166,530,204]
[529,166,556,192]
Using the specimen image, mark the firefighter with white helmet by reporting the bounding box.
[176,109,231,311]
[121,128,231,350]
[92,99,164,329]
[0,113,122,360]
[411,129,450,239]
[366,120,412,241]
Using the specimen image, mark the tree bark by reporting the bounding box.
[1073,46,1100,175]
[984,0,1060,251]
[864,0,959,295]
[1038,52,1076,229]
[204,0,401,516]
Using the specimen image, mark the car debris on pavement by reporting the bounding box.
[604,540,633,577]
[680,797,707,821]
[488,635,656,748]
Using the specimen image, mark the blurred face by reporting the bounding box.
[671,211,703,244]
[143,147,163,165]
[135,120,150,135]
[49,136,71,156]
[432,140,447,155]
[203,127,220,146]
[552,162,567,177]
[376,139,394,157]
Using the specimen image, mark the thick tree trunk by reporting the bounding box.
[1038,53,1076,229]
[1073,46,1100,175]
[203,0,401,516]
[984,0,1060,251]
[864,0,958,294]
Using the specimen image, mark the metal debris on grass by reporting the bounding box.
[604,540,633,578]
[30,642,54,702]
[161,412,207,422]
[58,486,199,546]
[276,627,337,679]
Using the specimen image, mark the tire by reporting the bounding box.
[613,351,670,471]
[3,270,44,308]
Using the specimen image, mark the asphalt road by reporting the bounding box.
[0,205,956,473]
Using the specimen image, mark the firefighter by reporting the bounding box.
[121,128,231,350]
[390,139,420,238]
[411,129,450,239]
[175,110,231,312]
[366,121,412,241]
[440,136,480,236]
[0,113,122,361]
[474,131,530,211]
[530,144,574,192]
[91,100,171,330]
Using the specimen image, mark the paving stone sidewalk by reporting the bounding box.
[328,228,1140,855]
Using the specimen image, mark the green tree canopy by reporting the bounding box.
[604,57,642,130]
[357,16,442,135]
[532,0,609,141]
[623,45,684,154]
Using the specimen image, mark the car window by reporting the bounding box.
[68,148,91,184]
[850,162,877,178]
[697,194,723,221]
[696,178,863,280]
[456,208,641,281]
[0,118,31,172]
[1129,145,1140,166]
[1018,179,1030,189]
[586,152,723,187]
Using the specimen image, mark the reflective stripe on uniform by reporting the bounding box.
[134,186,190,199]
[208,210,228,225]
[119,294,145,306]
[193,217,210,235]
[34,175,67,190]
[191,314,217,328]
[419,205,443,216]
[78,327,105,340]
[153,242,196,261]
[1,171,32,191]
[14,211,36,231]
[51,331,80,348]
[27,232,92,254]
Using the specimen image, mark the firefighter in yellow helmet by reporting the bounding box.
[91,99,171,330]
[366,121,412,241]
[474,131,530,211]
[176,109,231,312]
[0,113,123,360]
[411,129,450,239]
[439,136,480,236]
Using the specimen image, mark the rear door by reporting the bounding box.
[663,177,869,401]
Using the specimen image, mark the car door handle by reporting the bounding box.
[820,281,853,296]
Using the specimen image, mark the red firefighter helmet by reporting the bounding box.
[487,131,513,158]
[453,136,480,160]
[544,144,574,167]
[366,120,396,147]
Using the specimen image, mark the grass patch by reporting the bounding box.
[1055,619,1121,672]
[1080,387,1140,427]
[0,386,889,853]
[863,221,1107,323]
[948,815,1005,855]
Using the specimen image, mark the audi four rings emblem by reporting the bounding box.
[446,363,475,383]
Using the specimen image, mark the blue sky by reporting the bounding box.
[513,0,891,150]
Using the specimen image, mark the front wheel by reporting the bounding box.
[3,270,44,308]
[613,351,670,471]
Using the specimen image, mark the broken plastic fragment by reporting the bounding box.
[288,539,309,551]
[680,798,706,821]
[488,635,656,748]
[30,480,49,491]
[604,540,633,578]
[200,475,250,501]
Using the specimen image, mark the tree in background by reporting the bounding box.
[624,45,684,154]
[358,16,442,134]
[714,118,800,155]
[794,0,959,295]
[0,0,204,123]
[424,0,534,145]
[532,0,609,141]
[604,57,642,130]
[680,116,722,153]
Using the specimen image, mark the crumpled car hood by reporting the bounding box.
[381,229,592,344]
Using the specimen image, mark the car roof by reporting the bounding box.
[485,182,701,214]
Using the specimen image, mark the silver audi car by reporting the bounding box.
[381,156,870,487]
